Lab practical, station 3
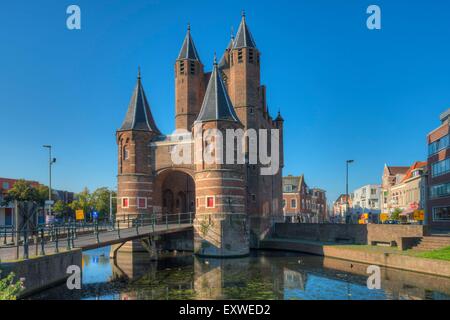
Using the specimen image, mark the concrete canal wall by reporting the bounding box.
[272,223,428,250]
[260,238,450,278]
[1,249,82,298]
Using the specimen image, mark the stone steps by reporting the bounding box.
[410,236,450,251]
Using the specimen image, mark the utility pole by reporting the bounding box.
[346,160,354,224]
[43,145,56,219]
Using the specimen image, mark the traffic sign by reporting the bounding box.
[76,210,85,221]
[92,211,99,220]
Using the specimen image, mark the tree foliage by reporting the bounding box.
[0,269,23,300]
[391,208,403,221]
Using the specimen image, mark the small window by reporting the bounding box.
[291,199,297,209]
[206,196,215,208]
[248,49,254,63]
[123,146,129,160]
[180,61,185,74]
[190,62,195,75]
[122,198,129,209]
[196,197,200,208]
[138,198,147,209]
[251,194,256,202]
[238,49,243,63]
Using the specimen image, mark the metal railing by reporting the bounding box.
[0,212,193,261]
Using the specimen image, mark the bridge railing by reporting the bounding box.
[0,212,194,261]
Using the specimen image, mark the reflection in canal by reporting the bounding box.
[30,247,450,300]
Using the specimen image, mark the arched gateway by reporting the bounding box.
[115,14,285,257]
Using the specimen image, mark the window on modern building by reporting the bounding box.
[432,158,450,177]
[138,198,147,209]
[371,188,377,195]
[433,206,450,221]
[291,199,297,208]
[429,134,450,155]
[206,196,215,208]
[123,146,129,160]
[122,198,129,208]
[430,182,450,199]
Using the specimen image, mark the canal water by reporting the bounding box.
[30,246,450,300]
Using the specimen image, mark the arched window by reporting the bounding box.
[123,146,129,160]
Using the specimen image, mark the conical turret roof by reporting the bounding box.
[177,25,201,61]
[195,55,240,123]
[119,69,161,134]
[233,12,257,49]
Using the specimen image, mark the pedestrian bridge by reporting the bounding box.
[0,213,193,262]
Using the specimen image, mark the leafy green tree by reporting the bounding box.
[69,187,95,220]
[91,187,116,219]
[53,200,72,219]
[0,269,23,300]
[391,208,403,221]
[1,180,38,205]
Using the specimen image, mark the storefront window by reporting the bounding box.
[433,206,450,221]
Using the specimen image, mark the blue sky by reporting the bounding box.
[1,0,449,204]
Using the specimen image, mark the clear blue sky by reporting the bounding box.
[1,0,449,205]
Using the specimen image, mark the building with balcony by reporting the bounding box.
[350,184,382,216]
[427,109,450,229]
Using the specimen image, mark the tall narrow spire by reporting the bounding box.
[218,29,235,69]
[119,70,161,134]
[177,24,201,61]
[195,56,240,123]
[233,11,257,49]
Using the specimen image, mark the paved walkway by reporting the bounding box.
[0,223,192,262]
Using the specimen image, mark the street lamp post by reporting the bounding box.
[43,145,56,218]
[346,160,354,224]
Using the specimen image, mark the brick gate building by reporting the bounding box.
[115,14,284,257]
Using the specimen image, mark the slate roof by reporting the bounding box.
[177,25,201,61]
[195,56,240,123]
[233,13,257,49]
[119,70,161,134]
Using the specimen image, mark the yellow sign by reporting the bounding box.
[414,210,425,221]
[380,213,389,222]
[76,209,85,221]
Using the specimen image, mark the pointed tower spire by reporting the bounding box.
[119,69,161,134]
[233,11,257,49]
[177,24,201,61]
[195,56,240,123]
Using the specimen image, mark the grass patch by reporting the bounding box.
[413,246,450,261]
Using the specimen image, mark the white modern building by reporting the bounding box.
[350,184,382,215]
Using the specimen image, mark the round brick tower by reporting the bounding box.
[193,56,249,257]
[116,69,160,224]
